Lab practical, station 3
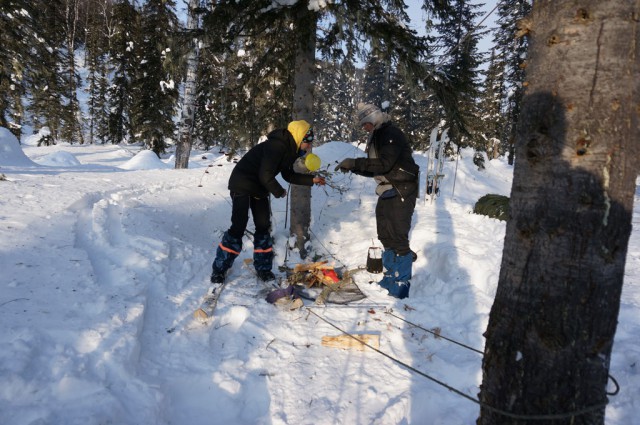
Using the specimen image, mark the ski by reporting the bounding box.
[194,281,228,321]
[425,128,448,203]
[193,259,281,321]
[426,128,437,195]
[432,128,447,199]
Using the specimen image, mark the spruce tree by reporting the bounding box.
[493,0,531,164]
[361,47,389,107]
[106,0,140,145]
[433,0,486,153]
[196,3,299,152]
[193,0,454,154]
[314,59,357,144]
[27,0,68,142]
[0,0,37,140]
[0,0,33,139]
[134,0,180,155]
[478,48,506,159]
[192,49,230,151]
[389,60,432,150]
[84,0,112,144]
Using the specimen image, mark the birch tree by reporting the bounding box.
[174,0,203,169]
[60,0,84,144]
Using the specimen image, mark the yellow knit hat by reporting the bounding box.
[287,120,311,148]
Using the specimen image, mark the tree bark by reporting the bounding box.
[478,1,639,424]
[174,0,202,169]
[289,5,317,258]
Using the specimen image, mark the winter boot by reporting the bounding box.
[211,231,242,283]
[256,270,276,282]
[253,232,275,280]
[388,252,412,299]
[210,270,226,284]
[379,251,412,299]
[378,249,397,292]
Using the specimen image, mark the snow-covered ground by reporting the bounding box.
[1,127,638,424]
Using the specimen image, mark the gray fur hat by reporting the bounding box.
[357,102,384,126]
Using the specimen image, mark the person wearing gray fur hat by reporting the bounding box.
[336,102,419,299]
[357,103,386,127]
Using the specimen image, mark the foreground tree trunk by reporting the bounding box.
[478,2,639,424]
[289,5,317,258]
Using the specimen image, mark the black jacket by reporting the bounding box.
[352,122,419,184]
[228,128,314,198]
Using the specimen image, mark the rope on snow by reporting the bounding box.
[306,308,614,421]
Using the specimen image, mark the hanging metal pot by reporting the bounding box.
[366,246,383,273]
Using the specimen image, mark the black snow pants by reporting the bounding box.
[375,182,418,256]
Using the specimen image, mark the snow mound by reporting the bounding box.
[311,140,365,172]
[22,127,53,147]
[119,150,171,170]
[34,151,82,166]
[0,127,37,166]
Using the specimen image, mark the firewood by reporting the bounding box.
[293,261,329,272]
[321,334,380,351]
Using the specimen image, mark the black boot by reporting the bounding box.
[210,232,242,284]
[210,270,226,284]
[256,270,276,282]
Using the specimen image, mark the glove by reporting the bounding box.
[335,158,356,172]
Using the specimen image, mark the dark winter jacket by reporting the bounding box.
[228,128,314,198]
[351,122,419,192]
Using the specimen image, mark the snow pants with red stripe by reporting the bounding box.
[211,192,273,275]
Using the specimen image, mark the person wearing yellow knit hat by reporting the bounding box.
[210,120,325,284]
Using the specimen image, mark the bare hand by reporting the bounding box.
[313,176,326,186]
